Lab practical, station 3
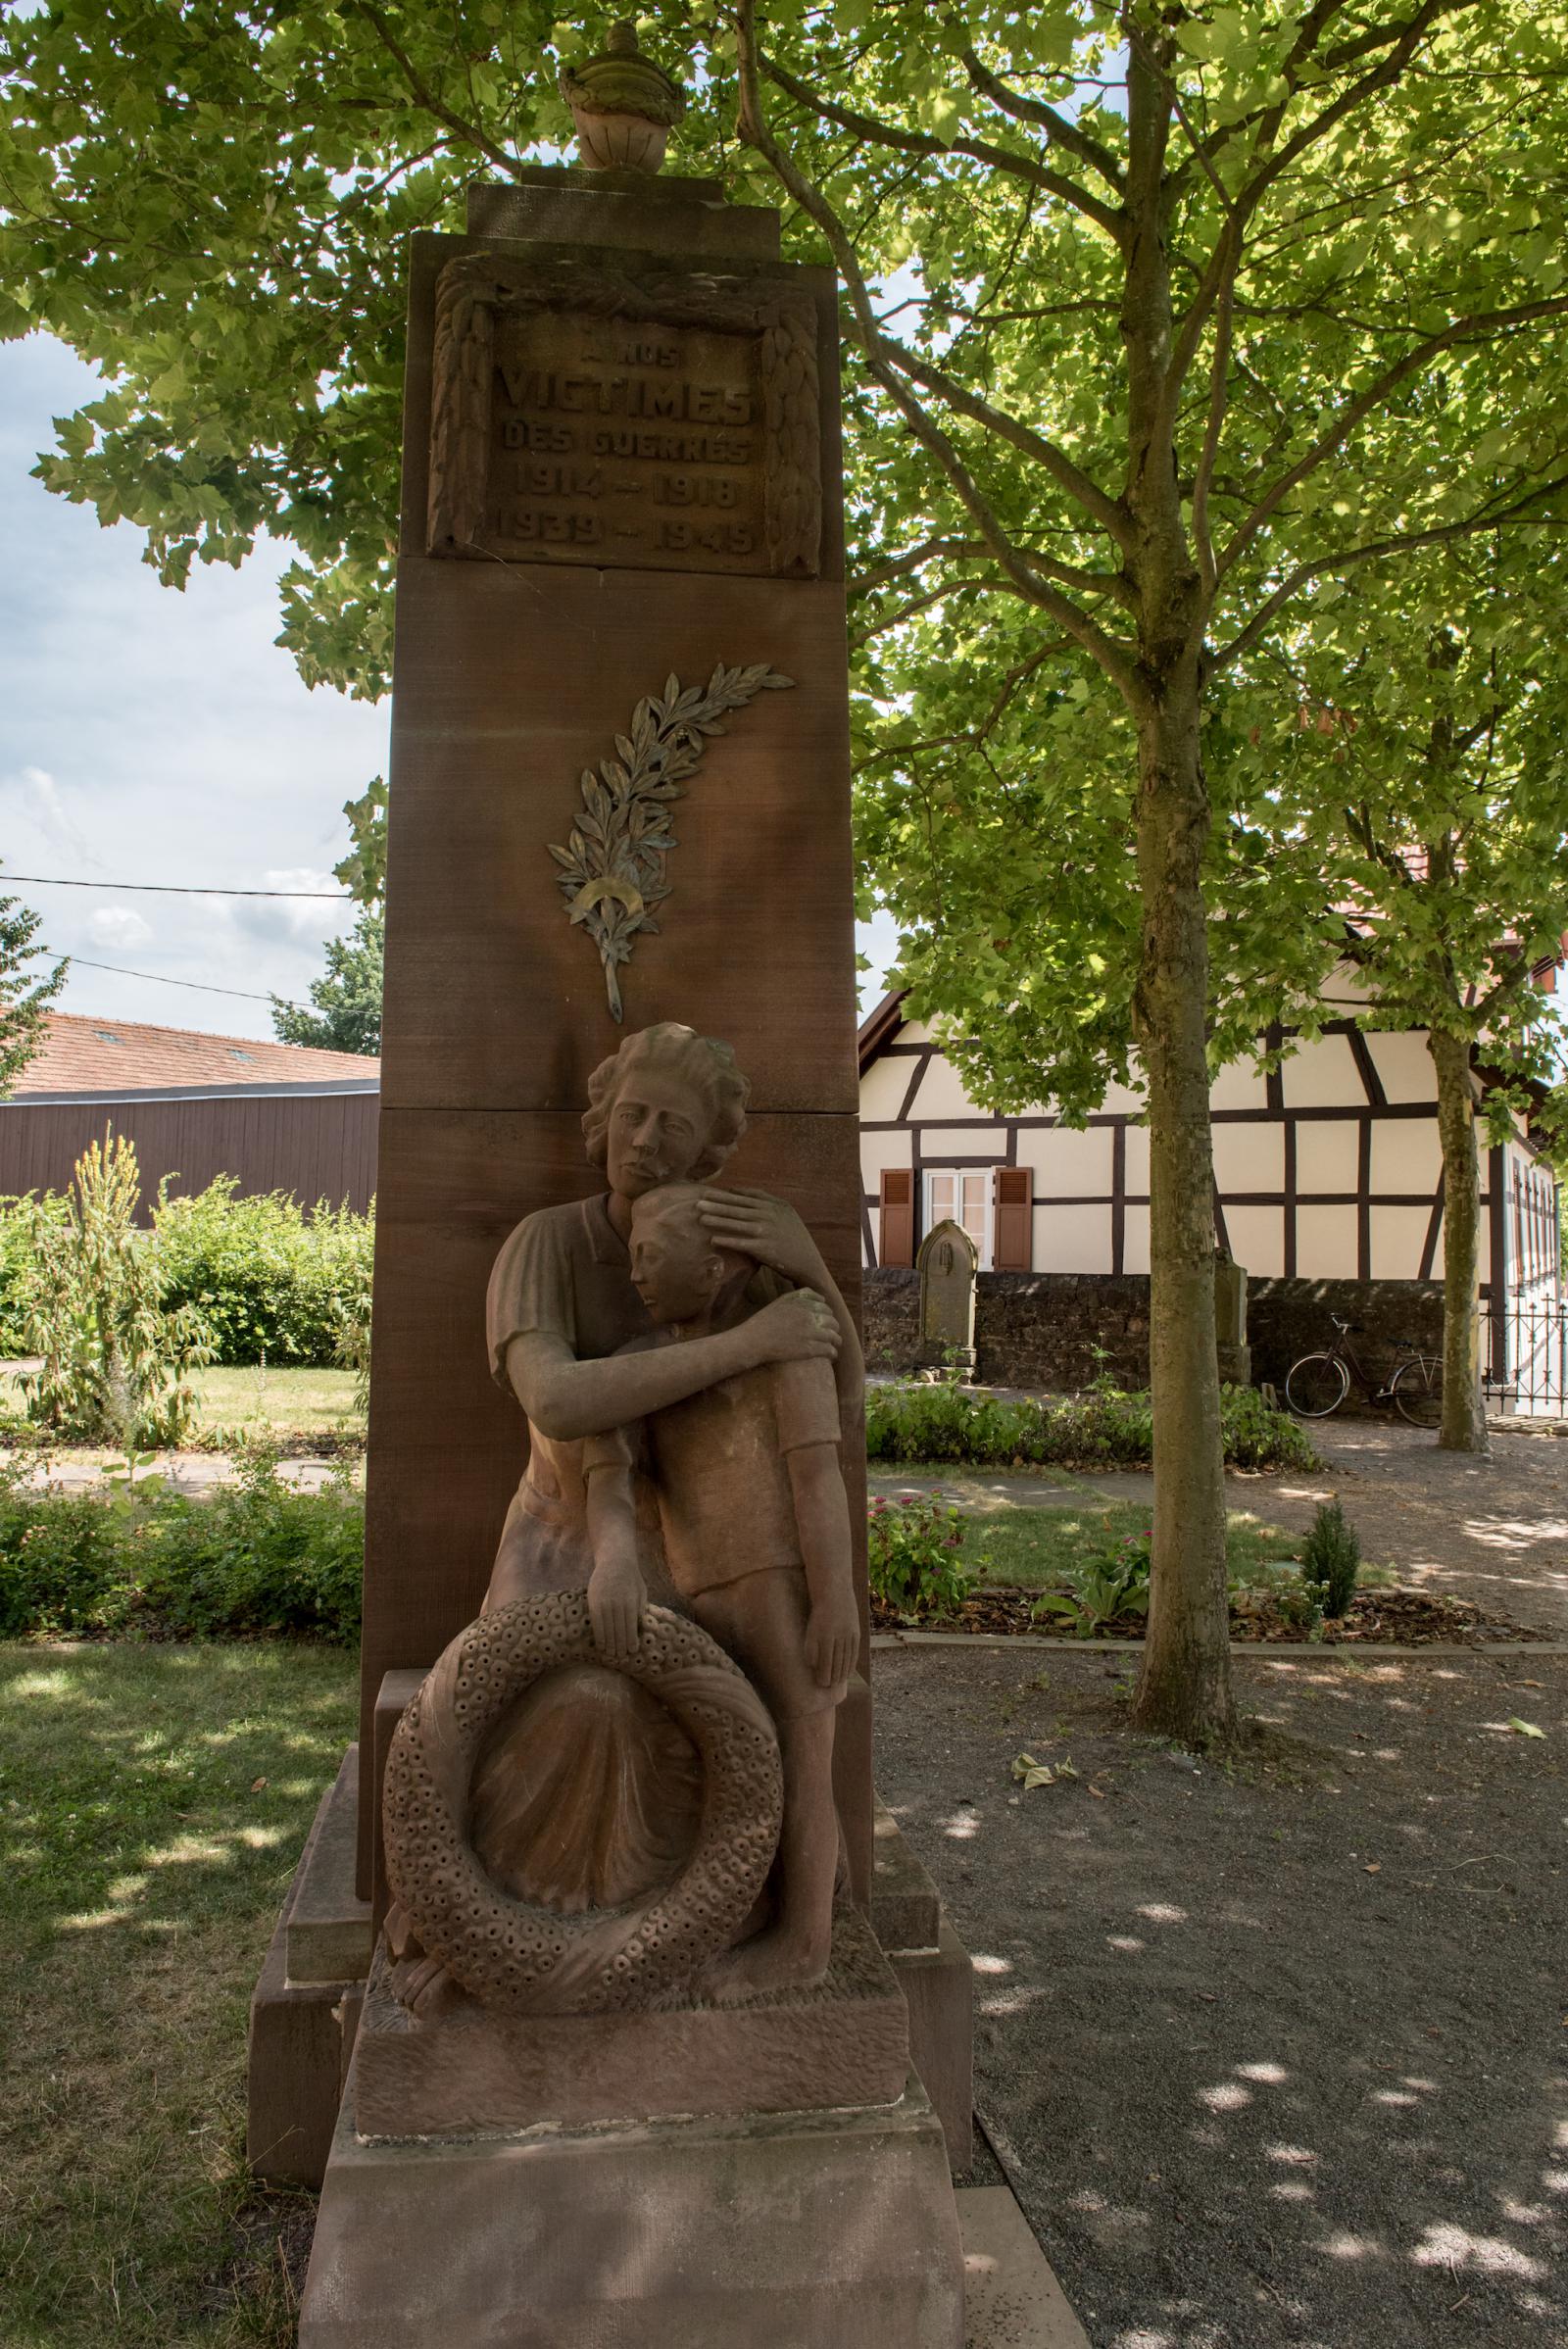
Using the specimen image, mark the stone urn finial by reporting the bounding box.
[560,19,687,175]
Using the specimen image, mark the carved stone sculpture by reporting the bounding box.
[559,19,685,175]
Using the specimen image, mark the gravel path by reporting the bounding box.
[874,1641,1568,2349]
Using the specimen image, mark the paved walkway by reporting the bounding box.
[871,1417,1568,1637]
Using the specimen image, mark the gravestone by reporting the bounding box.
[918,1215,978,1374]
[252,26,971,2344]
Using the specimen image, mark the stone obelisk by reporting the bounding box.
[249,36,973,2335]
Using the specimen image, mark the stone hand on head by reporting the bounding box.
[630,1183,839,1362]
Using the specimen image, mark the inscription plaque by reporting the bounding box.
[491,312,765,572]
[427,254,821,578]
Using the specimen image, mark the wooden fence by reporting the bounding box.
[0,1090,379,1216]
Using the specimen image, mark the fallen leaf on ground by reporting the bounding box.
[1364,1862,1382,1874]
[1507,1719,1545,1738]
[1011,1751,1077,1789]
[251,1776,269,1790]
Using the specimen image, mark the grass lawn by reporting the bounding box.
[0,1640,357,2346]
[0,1365,362,1456]
[966,1498,1317,1590]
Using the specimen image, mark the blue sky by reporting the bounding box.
[1,331,897,1043]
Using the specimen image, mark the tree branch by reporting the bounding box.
[1212,484,1568,672]
[351,1,521,179]
[734,3,1139,698]
[880,344,1135,563]
[1219,298,1568,578]
[757,51,1127,243]
[958,45,1125,192]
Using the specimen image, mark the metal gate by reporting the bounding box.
[1481,1297,1568,1417]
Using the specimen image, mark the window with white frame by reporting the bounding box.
[923,1168,994,1269]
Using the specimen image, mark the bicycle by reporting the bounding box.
[1284,1314,1445,1427]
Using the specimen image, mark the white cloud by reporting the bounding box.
[86,905,155,952]
[227,867,348,947]
[0,762,97,865]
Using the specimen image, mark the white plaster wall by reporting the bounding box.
[1224,1204,1285,1279]
[1280,1033,1361,1107]
[1122,1203,1150,1275]
[1296,1120,1359,1194]
[860,1128,910,1197]
[1032,1201,1113,1273]
[1123,1123,1151,1196]
[1322,962,1374,1006]
[1370,1203,1432,1281]
[1295,1203,1359,1277]
[1213,1122,1284,1194]
[1098,1075,1147,1115]
[859,1053,914,1122]
[1370,1117,1443,1197]
[906,1052,988,1121]
[917,1127,1002,1160]
[1363,1030,1435,1104]
[1211,1058,1270,1111]
[1032,1126,1113,1197]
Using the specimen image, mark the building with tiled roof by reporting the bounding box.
[0,1012,379,1212]
[10,1011,379,1101]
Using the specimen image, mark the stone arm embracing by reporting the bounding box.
[504,1285,840,1444]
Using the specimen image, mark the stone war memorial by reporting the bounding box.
[246,23,974,2344]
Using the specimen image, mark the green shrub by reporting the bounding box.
[864,1373,1315,1473]
[0,1450,363,1641]
[1299,1495,1360,1618]
[866,1489,975,1617]
[0,1190,64,1352]
[14,1133,216,1447]
[153,1180,374,1366]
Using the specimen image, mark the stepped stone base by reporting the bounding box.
[353,1904,909,2138]
[300,2053,964,2349]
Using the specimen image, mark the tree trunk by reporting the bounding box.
[1129,685,1237,1743]
[1429,1025,1489,1453]
[1121,35,1235,1746]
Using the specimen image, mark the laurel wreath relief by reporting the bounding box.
[549,662,795,1020]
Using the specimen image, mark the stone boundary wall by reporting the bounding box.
[864,1267,1446,1400]
[1246,1277,1446,1399]
[863,1269,1152,1392]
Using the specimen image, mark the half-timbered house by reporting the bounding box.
[859,974,1562,1399]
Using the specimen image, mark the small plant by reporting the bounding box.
[1033,1529,1152,1639]
[14,1132,217,1448]
[866,1489,975,1617]
[334,1288,372,1421]
[1299,1495,1361,1618]
[864,1374,1315,1473]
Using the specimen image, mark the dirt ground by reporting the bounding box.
[1234,1419,1568,1639]
[873,1641,1568,2349]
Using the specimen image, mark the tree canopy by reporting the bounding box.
[9,0,1568,1737]
[272,906,383,1057]
[0,877,67,1098]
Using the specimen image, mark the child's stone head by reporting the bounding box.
[628,1183,748,1324]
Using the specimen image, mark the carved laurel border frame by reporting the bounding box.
[426,252,822,578]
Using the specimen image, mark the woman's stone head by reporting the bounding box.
[582,1023,750,1199]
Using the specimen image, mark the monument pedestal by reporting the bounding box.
[299,2056,964,2349]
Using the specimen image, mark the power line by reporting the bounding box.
[62,955,311,1009]
[5,871,352,901]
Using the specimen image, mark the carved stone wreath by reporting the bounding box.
[551,661,794,1019]
[381,1593,784,2017]
[426,252,822,576]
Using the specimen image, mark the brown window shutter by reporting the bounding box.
[993,1166,1032,1272]
[879,1168,914,1268]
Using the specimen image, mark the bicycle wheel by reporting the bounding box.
[1393,1356,1444,1428]
[1285,1352,1350,1418]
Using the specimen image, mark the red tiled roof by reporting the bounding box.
[9,1011,379,1099]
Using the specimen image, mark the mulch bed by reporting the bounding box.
[870,1584,1552,1643]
